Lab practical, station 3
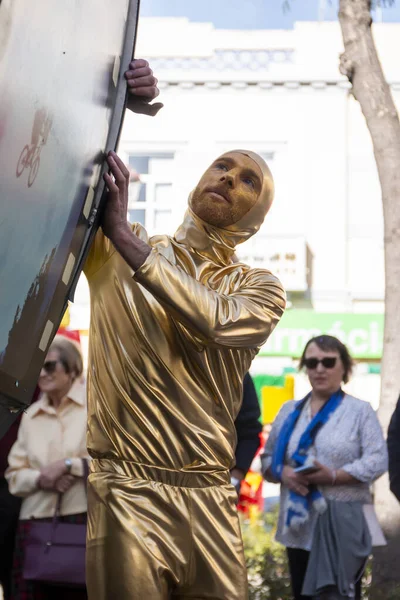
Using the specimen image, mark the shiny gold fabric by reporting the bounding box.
[87,460,248,600]
[84,150,285,598]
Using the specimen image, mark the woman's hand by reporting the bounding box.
[281,466,309,496]
[38,460,68,490]
[55,474,76,494]
[305,461,335,486]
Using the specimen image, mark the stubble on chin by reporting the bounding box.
[206,204,232,227]
[192,198,230,227]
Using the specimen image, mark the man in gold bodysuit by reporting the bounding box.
[84,62,286,600]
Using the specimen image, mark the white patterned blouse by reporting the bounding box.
[261,394,388,551]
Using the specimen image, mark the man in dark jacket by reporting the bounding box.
[388,395,400,501]
[231,373,262,492]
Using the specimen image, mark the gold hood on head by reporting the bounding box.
[174,150,274,264]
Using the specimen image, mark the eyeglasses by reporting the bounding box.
[42,360,60,375]
[303,357,337,370]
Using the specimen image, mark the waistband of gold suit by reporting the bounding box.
[90,458,231,488]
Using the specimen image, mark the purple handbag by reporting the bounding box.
[23,460,88,588]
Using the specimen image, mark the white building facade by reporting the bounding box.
[71,18,400,407]
[119,17,395,309]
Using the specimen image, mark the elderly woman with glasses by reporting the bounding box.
[261,335,388,600]
[6,336,89,600]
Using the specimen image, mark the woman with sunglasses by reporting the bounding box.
[261,335,387,600]
[6,336,89,600]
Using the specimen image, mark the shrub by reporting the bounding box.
[241,508,292,600]
[241,507,372,600]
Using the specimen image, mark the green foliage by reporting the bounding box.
[241,509,292,600]
[362,560,372,600]
[368,583,400,600]
[241,508,373,600]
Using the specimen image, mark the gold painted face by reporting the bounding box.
[191,152,265,228]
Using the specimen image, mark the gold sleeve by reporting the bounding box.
[134,250,286,348]
[83,228,116,280]
[84,223,149,280]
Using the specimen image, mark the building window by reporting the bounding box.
[128,209,146,225]
[127,154,175,234]
[154,183,173,204]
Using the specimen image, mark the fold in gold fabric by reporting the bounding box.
[84,150,286,598]
[86,459,248,600]
[84,226,285,474]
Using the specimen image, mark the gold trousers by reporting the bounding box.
[86,459,248,600]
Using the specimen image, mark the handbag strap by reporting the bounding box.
[53,458,89,519]
[47,459,89,544]
[54,493,63,518]
[82,457,89,484]
[50,493,63,542]
[82,458,90,502]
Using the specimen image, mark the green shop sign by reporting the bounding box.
[260,311,384,359]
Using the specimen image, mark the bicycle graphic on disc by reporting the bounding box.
[16,108,52,187]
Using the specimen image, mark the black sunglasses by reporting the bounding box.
[42,360,62,374]
[304,357,337,370]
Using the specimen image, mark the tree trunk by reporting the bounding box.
[338,1,400,597]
